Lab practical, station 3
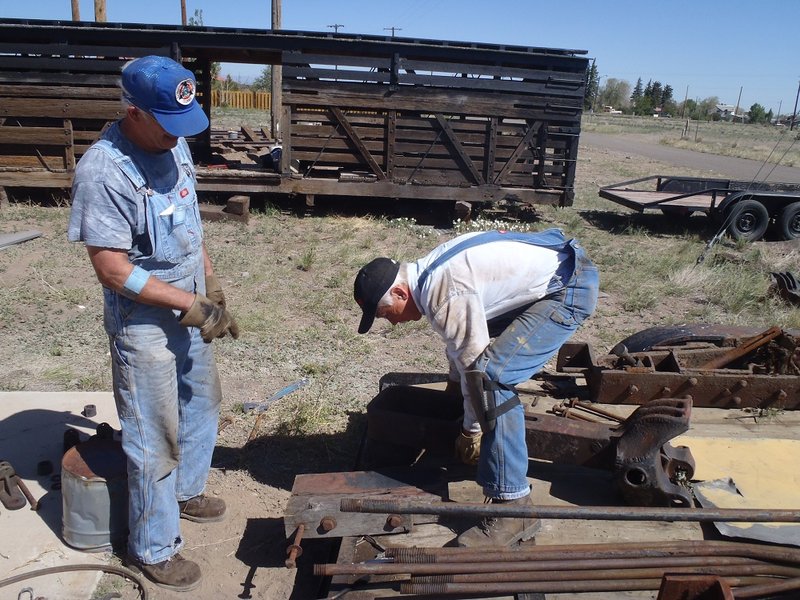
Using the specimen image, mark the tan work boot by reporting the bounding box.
[178,495,226,523]
[127,553,201,591]
[456,495,541,548]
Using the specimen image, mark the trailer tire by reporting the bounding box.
[776,201,800,240]
[727,199,769,241]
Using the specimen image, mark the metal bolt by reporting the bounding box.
[732,396,742,406]
[386,515,403,530]
[776,390,788,401]
[735,379,748,389]
[319,516,337,532]
[687,377,698,387]
[626,384,639,396]
[660,387,672,396]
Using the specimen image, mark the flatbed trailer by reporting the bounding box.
[599,175,800,241]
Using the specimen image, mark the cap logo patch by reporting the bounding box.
[175,79,195,105]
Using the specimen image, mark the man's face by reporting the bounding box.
[132,107,179,152]
[375,288,421,326]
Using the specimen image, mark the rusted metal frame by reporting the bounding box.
[657,575,734,600]
[493,121,541,185]
[329,106,385,180]
[483,117,497,183]
[432,113,484,185]
[561,129,579,204]
[385,110,396,177]
[340,497,800,523]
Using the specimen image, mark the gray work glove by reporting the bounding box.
[205,273,226,308]
[180,293,240,343]
[455,430,482,465]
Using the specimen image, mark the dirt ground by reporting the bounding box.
[1,131,798,600]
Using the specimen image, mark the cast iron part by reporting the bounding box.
[525,397,694,507]
[0,461,26,510]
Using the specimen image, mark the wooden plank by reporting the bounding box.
[0,55,127,73]
[0,230,42,250]
[330,107,385,180]
[0,72,121,86]
[0,98,123,119]
[433,114,483,185]
[494,122,541,185]
[0,84,120,99]
[0,126,72,145]
[64,119,75,171]
[0,42,169,59]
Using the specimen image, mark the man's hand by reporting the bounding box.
[455,430,482,465]
[180,293,240,343]
[205,274,226,308]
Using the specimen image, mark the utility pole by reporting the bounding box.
[733,86,742,123]
[384,26,402,37]
[791,79,800,131]
[180,0,187,26]
[271,0,282,141]
[94,0,106,22]
[681,85,688,119]
[71,0,80,20]
[327,24,344,33]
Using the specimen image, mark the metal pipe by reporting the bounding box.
[735,576,800,599]
[387,540,800,564]
[341,497,800,523]
[315,553,800,578]
[400,576,776,596]
[284,523,304,569]
[408,563,800,583]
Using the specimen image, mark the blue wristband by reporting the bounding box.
[122,266,150,296]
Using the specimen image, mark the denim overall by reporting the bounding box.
[419,229,599,500]
[95,140,222,564]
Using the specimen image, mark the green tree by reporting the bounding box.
[252,66,272,92]
[631,78,643,103]
[585,62,600,111]
[748,103,767,124]
[600,78,631,112]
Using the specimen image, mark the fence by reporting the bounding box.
[211,90,271,111]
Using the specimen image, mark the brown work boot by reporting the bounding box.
[127,553,201,591]
[456,495,541,548]
[178,494,226,523]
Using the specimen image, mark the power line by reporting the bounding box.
[384,26,402,37]
[327,23,344,33]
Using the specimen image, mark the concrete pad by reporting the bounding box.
[0,391,120,600]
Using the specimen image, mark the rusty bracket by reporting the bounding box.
[0,461,26,510]
[525,397,695,507]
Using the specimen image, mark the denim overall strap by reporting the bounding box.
[417,228,571,290]
[93,139,149,193]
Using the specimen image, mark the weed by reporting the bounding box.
[297,247,316,271]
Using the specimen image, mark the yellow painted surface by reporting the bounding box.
[674,436,800,509]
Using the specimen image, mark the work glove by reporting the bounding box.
[455,430,482,465]
[180,293,240,343]
[205,273,226,308]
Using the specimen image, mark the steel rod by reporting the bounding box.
[400,575,776,596]
[408,563,800,583]
[341,497,800,522]
[386,540,800,564]
[735,576,800,599]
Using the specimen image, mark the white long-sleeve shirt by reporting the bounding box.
[407,231,567,428]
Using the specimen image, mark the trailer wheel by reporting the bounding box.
[727,199,769,241]
[777,201,800,240]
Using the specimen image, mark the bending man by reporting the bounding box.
[354,228,598,547]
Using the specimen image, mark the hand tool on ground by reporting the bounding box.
[0,461,26,510]
[243,378,309,413]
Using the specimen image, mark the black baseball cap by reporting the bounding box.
[354,257,400,334]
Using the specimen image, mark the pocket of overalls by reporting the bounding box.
[157,198,201,264]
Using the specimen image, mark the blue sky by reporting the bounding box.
[2,0,798,115]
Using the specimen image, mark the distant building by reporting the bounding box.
[715,104,746,122]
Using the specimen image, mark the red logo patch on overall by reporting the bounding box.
[180,188,189,198]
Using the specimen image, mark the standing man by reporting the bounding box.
[68,55,239,591]
[354,228,598,547]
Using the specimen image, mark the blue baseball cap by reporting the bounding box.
[121,55,209,137]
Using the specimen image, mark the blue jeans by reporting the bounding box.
[108,298,222,564]
[475,245,599,500]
